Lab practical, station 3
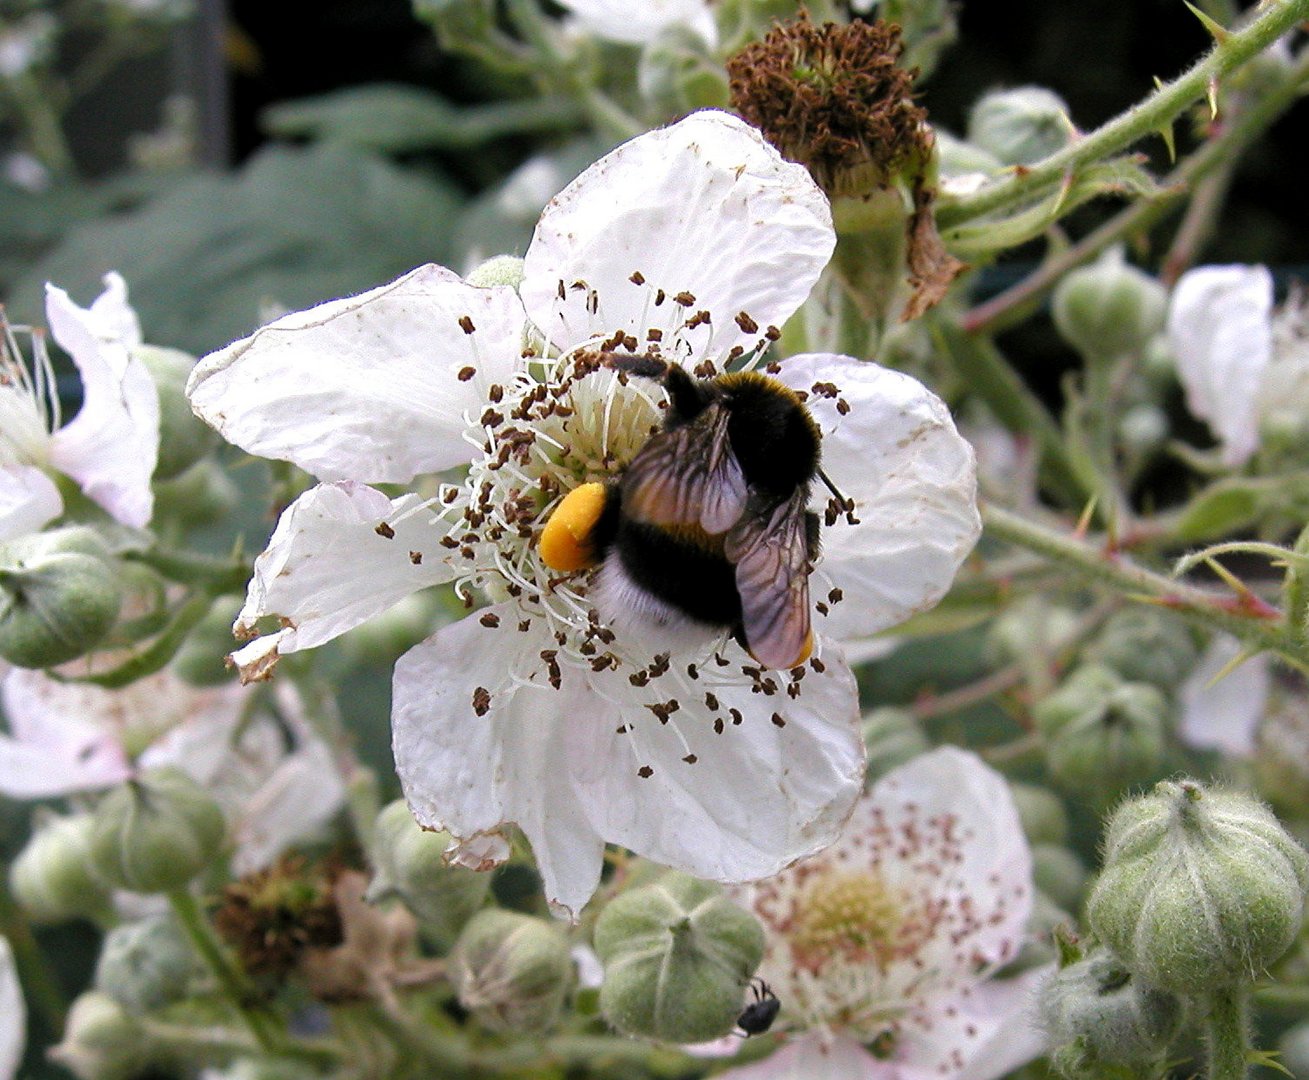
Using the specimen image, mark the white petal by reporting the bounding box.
[520,111,834,357]
[86,272,143,347]
[1168,264,1273,466]
[45,280,159,527]
[393,607,606,918]
[236,481,456,659]
[869,747,1033,967]
[557,0,716,46]
[718,1033,883,1080]
[779,354,980,641]
[897,966,1052,1080]
[0,465,61,542]
[186,265,527,483]
[576,641,864,886]
[393,610,865,919]
[0,669,133,798]
[1178,634,1268,757]
[0,936,24,1080]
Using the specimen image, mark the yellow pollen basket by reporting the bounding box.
[539,482,609,572]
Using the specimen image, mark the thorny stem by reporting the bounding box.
[167,889,283,1054]
[961,41,1309,335]
[936,0,1309,228]
[981,503,1306,670]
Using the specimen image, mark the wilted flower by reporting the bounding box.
[724,748,1048,1080]
[187,110,979,917]
[0,669,345,874]
[1,273,159,542]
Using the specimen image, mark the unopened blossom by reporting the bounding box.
[1,273,159,542]
[186,110,980,917]
[724,748,1048,1080]
[0,935,22,1080]
[0,668,345,874]
[1166,264,1309,466]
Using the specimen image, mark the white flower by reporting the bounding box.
[723,748,1048,1080]
[555,0,716,48]
[0,935,23,1080]
[0,669,345,874]
[186,110,980,918]
[1,273,159,542]
[1177,633,1270,758]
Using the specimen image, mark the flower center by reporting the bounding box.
[791,868,907,972]
[0,314,57,468]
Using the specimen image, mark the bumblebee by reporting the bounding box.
[539,353,830,670]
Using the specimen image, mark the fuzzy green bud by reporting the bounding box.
[1035,664,1167,800]
[1087,779,1309,991]
[0,530,122,668]
[465,255,525,290]
[8,813,113,924]
[1086,607,1199,689]
[1051,248,1167,363]
[1031,844,1088,912]
[49,992,149,1080]
[860,707,929,784]
[985,596,1078,668]
[594,871,763,1043]
[1040,951,1184,1077]
[1009,782,1069,846]
[368,800,490,946]
[171,596,242,686]
[89,768,226,893]
[967,85,1073,166]
[450,909,573,1033]
[135,345,219,480]
[152,459,239,531]
[94,914,199,1011]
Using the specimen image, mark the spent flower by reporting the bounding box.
[186,110,979,917]
[723,748,1047,1080]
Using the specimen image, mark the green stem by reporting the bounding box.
[0,882,68,1033]
[1204,986,1250,1080]
[961,40,1309,335]
[981,503,1304,668]
[937,0,1309,228]
[166,890,282,1053]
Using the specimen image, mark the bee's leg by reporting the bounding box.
[805,511,821,563]
[539,482,620,572]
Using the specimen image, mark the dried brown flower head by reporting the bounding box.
[727,14,930,199]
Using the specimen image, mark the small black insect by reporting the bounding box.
[737,977,781,1036]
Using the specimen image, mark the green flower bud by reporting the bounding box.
[340,593,441,668]
[1051,248,1167,363]
[1087,779,1309,991]
[1278,1021,1309,1079]
[638,27,729,115]
[89,768,226,893]
[49,992,149,1080]
[450,909,572,1033]
[368,800,490,946]
[860,707,929,785]
[1032,843,1088,912]
[967,85,1073,166]
[1086,608,1199,689]
[94,914,199,1011]
[1035,664,1167,801]
[0,534,122,668]
[134,344,218,480]
[8,813,113,924]
[1040,951,1184,1078]
[1009,782,1069,846]
[985,596,1078,668]
[465,255,525,290]
[152,459,239,531]
[594,871,763,1043]
[171,596,242,686]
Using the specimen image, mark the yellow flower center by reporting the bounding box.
[791,868,906,970]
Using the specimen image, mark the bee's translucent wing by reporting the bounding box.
[725,488,812,670]
[621,403,748,534]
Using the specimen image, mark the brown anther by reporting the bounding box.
[472,687,491,716]
[771,712,786,727]
[374,522,395,539]
[735,312,760,334]
[409,551,422,564]
[480,612,500,628]
[457,366,476,382]
[637,765,654,778]
[673,291,696,307]
[458,315,476,334]
[629,271,646,285]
